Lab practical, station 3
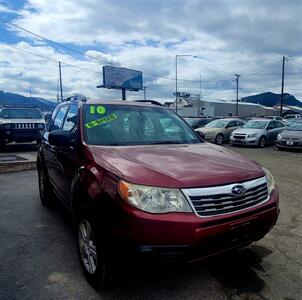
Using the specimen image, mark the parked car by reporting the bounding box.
[38,97,279,288]
[184,117,218,129]
[266,116,284,121]
[195,118,245,145]
[283,114,302,120]
[230,119,285,148]
[276,120,302,150]
[0,106,45,150]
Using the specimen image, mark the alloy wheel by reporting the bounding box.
[78,219,98,274]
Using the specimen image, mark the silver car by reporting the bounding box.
[276,120,302,150]
[230,119,286,147]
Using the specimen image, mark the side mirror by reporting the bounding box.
[267,126,274,131]
[49,130,72,147]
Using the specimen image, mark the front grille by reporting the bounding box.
[13,123,37,129]
[183,177,269,217]
[233,134,246,140]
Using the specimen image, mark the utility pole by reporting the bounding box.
[175,55,178,113]
[235,74,240,116]
[143,86,147,100]
[199,74,202,116]
[280,56,285,116]
[29,81,32,97]
[56,79,60,103]
[59,61,63,102]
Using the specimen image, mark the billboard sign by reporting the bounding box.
[103,66,143,91]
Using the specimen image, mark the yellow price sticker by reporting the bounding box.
[85,113,118,129]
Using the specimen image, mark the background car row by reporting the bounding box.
[184,116,302,150]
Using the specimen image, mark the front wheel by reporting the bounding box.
[76,212,112,289]
[215,134,224,145]
[38,166,54,207]
[258,136,266,148]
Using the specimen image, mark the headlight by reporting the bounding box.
[118,180,192,213]
[247,133,257,138]
[263,168,275,194]
[277,134,282,140]
[4,124,11,129]
[37,123,45,129]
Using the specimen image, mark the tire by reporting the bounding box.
[76,209,113,289]
[258,136,266,148]
[38,164,54,207]
[0,139,6,152]
[215,134,224,145]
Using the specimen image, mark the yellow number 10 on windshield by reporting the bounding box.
[90,106,106,115]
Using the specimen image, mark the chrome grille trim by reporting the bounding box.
[13,123,36,129]
[182,176,269,217]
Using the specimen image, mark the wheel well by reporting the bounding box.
[72,185,87,218]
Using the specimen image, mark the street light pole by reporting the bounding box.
[175,54,198,114]
[280,56,285,116]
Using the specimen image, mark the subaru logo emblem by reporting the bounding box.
[232,185,246,195]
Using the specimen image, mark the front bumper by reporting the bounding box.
[0,129,43,143]
[113,188,279,263]
[230,136,259,146]
[276,140,302,150]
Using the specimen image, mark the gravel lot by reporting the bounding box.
[0,145,301,300]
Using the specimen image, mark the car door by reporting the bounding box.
[224,121,237,139]
[42,105,69,192]
[53,104,81,204]
[274,121,286,139]
[266,121,276,143]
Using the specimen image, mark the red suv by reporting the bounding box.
[37,96,279,288]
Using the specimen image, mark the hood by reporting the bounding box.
[232,128,262,135]
[281,130,302,138]
[0,118,45,124]
[89,143,265,188]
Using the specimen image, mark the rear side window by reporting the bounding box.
[228,121,236,127]
[63,105,78,131]
[52,106,68,131]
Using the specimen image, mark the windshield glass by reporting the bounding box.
[205,119,228,128]
[243,120,268,129]
[83,104,201,146]
[0,108,42,119]
[184,118,199,126]
[287,122,302,131]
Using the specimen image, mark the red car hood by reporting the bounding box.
[89,143,265,188]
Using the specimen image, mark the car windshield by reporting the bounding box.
[184,118,199,126]
[184,118,211,126]
[0,108,42,119]
[204,119,228,128]
[83,104,201,146]
[243,120,268,129]
[287,122,302,131]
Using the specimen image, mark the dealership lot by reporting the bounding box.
[0,145,301,300]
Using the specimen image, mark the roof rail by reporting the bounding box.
[63,94,87,102]
[2,104,39,109]
[134,100,163,106]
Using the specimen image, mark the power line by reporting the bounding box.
[1,18,280,84]
[0,42,103,75]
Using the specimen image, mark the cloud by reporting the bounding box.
[1,0,302,102]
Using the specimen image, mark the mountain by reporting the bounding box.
[241,92,302,107]
[0,91,57,112]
